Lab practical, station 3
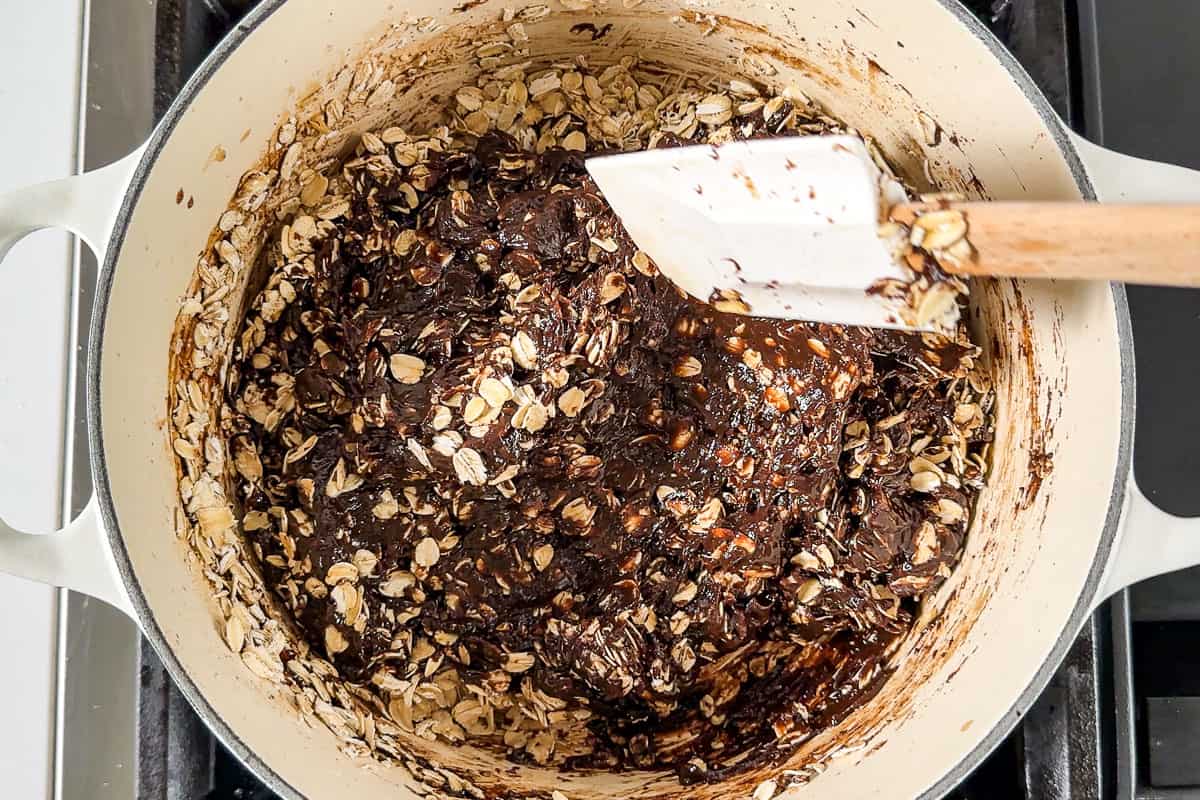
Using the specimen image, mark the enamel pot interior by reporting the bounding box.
[91,0,1128,797]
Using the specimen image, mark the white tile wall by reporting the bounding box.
[0,0,84,797]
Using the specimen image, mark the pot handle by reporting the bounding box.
[1098,480,1200,604]
[0,501,133,616]
[1068,131,1200,202]
[0,147,143,258]
[0,147,144,618]
[1069,132,1200,603]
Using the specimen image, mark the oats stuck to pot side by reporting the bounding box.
[168,25,993,797]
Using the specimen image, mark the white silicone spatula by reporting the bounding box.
[585,135,1200,330]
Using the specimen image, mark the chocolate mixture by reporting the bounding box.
[227,93,992,782]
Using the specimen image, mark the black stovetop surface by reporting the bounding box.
[138,2,1200,798]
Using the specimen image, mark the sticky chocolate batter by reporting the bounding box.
[229,123,991,780]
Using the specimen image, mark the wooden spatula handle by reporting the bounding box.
[916,202,1200,286]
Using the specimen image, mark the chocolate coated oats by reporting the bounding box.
[227,73,992,782]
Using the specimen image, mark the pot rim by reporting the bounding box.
[85,1,1135,797]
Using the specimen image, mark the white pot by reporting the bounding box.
[1,1,1198,798]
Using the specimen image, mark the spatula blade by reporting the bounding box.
[587,135,920,329]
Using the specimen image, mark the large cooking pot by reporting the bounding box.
[2,1,1200,797]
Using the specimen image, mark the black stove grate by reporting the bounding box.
[136,2,1200,798]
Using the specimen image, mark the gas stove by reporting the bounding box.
[58,1,1200,798]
